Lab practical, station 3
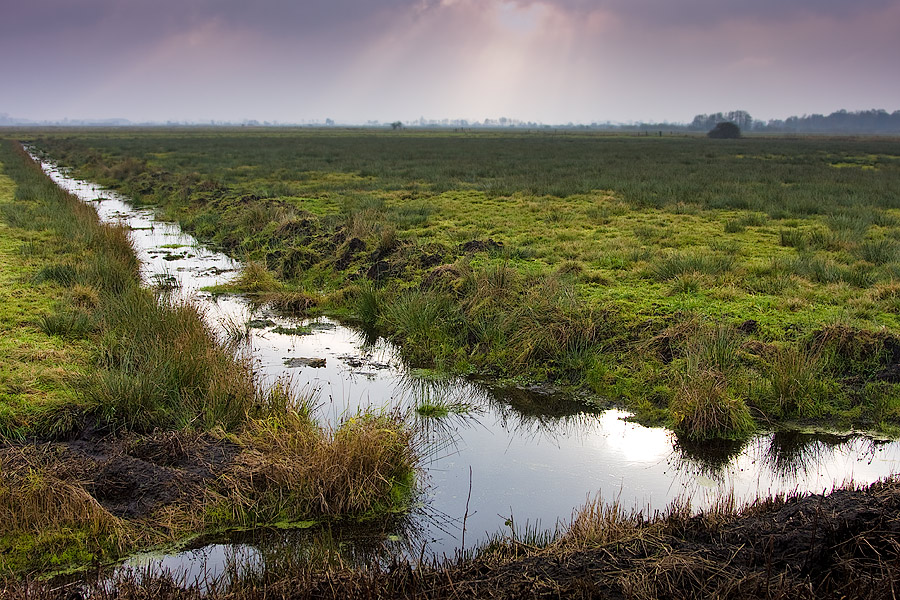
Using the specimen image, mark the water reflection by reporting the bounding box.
[672,436,750,480]
[764,431,852,481]
[32,150,900,581]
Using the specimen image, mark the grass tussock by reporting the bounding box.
[230,260,283,293]
[210,409,416,527]
[556,493,644,550]
[648,250,735,281]
[759,344,829,418]
[670,368,753,440]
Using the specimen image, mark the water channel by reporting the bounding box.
[34,152,900,583]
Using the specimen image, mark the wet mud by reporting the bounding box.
[1,431,240,521]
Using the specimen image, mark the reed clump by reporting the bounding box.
[209,409,416,526]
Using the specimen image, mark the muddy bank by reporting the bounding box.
[1,431,239,523]
[12,478,897,600]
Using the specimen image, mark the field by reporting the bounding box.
[21,129,900,438]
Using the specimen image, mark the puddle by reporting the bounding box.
[33,152,900,582]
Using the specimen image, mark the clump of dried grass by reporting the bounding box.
[0,445,132,572]
[556,494,647,550]
[207,409,417,527]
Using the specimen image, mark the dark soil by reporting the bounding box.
[9,479,900,599]
[1,431,240,520]
[458,238,503,254]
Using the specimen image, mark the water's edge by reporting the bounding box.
[31,149,900,584]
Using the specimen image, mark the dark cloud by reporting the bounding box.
[6,0,896,41]
[2,0,409,39]
[2,0,898,123]
[508,0,899,27]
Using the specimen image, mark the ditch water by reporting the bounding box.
[35,153,900,584]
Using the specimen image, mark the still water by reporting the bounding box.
[35,153,900,583]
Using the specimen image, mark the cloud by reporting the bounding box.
[512,0,898,27]
[1,0,898,122]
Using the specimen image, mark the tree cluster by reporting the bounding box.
[690,111,753,132]
[689,109,900,134]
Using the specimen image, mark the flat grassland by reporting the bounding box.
[23,129,900,437]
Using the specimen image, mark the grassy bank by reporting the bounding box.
[21,129,900,438]
[7,477,900,599]
[0,140,417,577]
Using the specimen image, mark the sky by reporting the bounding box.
[2,0,899,125]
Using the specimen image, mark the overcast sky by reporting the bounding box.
[2,0,899,124]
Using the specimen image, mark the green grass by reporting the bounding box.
[20,129,900,436]
[0,156,92,440]
[0,139,420,577]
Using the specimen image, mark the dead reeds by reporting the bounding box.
[8,478,899,599]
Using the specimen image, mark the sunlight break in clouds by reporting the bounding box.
[325,0,587,122]
[0,0,898,123]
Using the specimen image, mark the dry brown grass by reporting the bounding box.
[555,493,647,550]
[0,445,133,571]
[210,410,417,526]
[0,446,121,536]
[10,479,899,599]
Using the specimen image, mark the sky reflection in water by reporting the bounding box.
[36,156,900,581]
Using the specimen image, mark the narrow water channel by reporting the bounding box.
[35,153,900,583]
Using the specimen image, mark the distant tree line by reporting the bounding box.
[688,109,900,134]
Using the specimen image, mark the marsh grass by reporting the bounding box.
[758,344,830,418]
[557,493,644,550]
[87,287,259,432]
[7,479,900,599]
[263,290,318,316]
[0,446,131,573]
[379,289,462,366]
[213,409,416,526]
[683,322,743,375]
[414,396,472,418]
[670,368,753,440]
[352,280,381,329]
[0,141,423,576]
[21,131,900,434]
[40,309,97,339]
[647,250,735,281]
[230,260,282,293]
[858,238,900,264]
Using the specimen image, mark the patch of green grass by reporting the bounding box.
[0,159,93,441]
[414,396,473,418]
[21,130,900,435]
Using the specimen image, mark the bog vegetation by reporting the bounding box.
[0,139,417,576]
[19,129,900,441]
